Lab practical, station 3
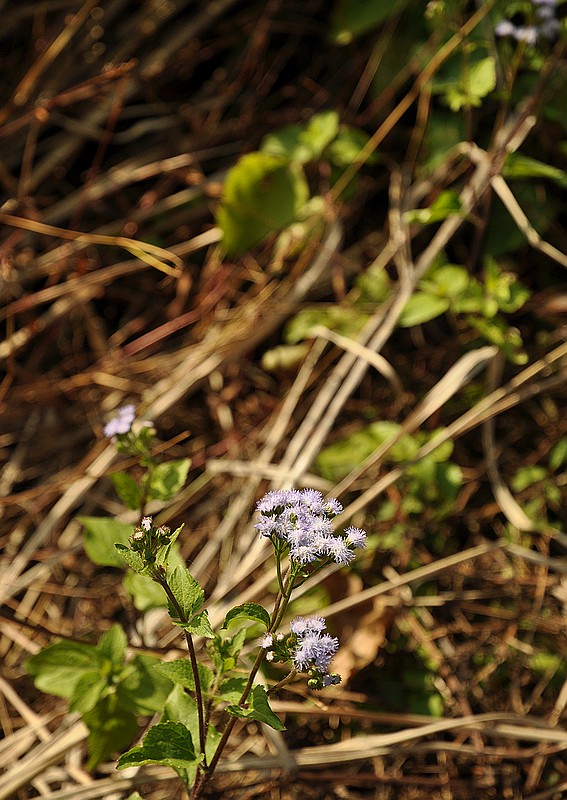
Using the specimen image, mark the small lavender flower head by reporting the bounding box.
[255,488,365,567]
[288,615,340,689]
[103,404,136,438]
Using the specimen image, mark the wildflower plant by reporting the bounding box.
[26,409,366,799]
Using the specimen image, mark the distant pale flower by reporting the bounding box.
[103,404,136,438]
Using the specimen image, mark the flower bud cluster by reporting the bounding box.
[261,615,341,690]
[255,488,366,566]
[129,516,171,564]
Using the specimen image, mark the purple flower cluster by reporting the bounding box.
[255,488,366,566]
[261,616,341,689]
[103,404,136,438]
[495,0,559,45]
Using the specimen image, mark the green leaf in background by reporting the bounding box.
[227,685,285,731]
[116,654,174,715]
[163,685,221,766]
[549,438,567,471]
[327,125,378,167]
[147,458,191,502]
[116,721,198,770]
[68,671,106,714]
[79,516,133,567]
[330,0,408,44]
[216,152,309,255]
[503,153,567,189]
[444,56,496,111]
[404,190,464,226]
[168,565,204,621]
[315,421,419,483]
[420,264,469,299]
[218,676,247,703]
[261,110,339,164]
[285,305,369,344]
[110,471,141,511]
[123,571,166,610]
[156,659,214,693]
[97,623,127,665]
[223,603,270,630]
[84,693,139,770]
[355,262,391,304]
[25,640,100,699]
[398,293,450,327]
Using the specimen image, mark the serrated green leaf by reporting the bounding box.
[156,659,214,693]
[168,566,204,621]
[223,603,270,630]
[163,685,221,768]
[110,472,141,510]
[116,721,198,770]
[182,610,215,639]
[147,459,191,502]
[115,543,147,575]
[227,685,285,731]
[216,152,309,255]
[25,641,100,699]
[79,517,133,567]
[399,293,450,327]
[116,654,174,715]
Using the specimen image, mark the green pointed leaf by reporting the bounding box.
[25,641,100,699]
[116,721,198,770]
[156,659,214,693]
[217,152,309,255]
[115,543,147,575]
[168,566,204,621]
[404,191,463,226]
[79,516,133,567]
[399,293,450,327]
[147,459,191,502]
[164,686,221,765]
[227,685,285,731]
[223,603,270,630]
[110,472,141,511]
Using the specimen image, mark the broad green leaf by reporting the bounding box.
[421,265,469,299]
[110,472,141,511]
[315,421,418,482]
[147,459,191,502]
[168,566,204,621]
[116,721,198,770]
[511,466,548,493]
[223,603,270,630]
[114,543,147,575]
[84,694,138,770]
[226,685,285,731]
[217,152,309,255]
[97,624,127,666]
[156,659,214,693]
[330,0,408,44]
[444,56,496,112]
[69,671,106,714]
[261,124,310,162]
[218,676,247,704]
[355,263,391,304]
[398,293,450,327]
[25,641,100,699]
[116,654,174,715]
[79,517,133,567]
